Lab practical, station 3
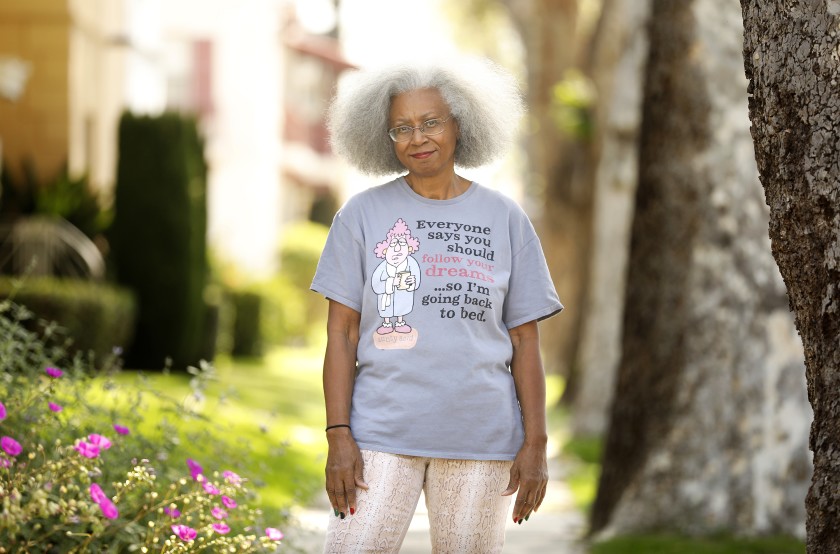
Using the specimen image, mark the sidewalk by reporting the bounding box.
[284,450,588,553]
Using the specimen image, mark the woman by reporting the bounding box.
[311,57,563,553]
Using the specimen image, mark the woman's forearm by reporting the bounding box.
[323,301,361,426]
[509,321,548,446]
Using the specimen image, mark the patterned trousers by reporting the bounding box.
[324,449,513,553]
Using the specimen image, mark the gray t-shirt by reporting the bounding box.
[311,177,563,460]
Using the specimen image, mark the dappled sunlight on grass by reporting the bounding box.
[87,345,328,516]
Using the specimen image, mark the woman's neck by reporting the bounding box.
[404,173,470,200]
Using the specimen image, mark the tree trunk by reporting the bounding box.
[591,0,810,537]
[570,0,651,437]
[741,2,840,551]
[505,0,589,382]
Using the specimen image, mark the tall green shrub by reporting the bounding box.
[111,112,208,369]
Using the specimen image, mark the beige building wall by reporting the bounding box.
[67,0,126,192]
[0,0,126,192]
[0,0,71,184]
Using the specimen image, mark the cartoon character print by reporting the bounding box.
[371,218,421,335]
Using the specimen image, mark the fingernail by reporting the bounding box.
[518,519,523,525]
[334,508,339,517]
[350,507,356,515]
[513,517,518,523]
[340,512,346,519]
[525,514,530,521]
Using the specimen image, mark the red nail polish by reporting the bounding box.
[513,517,518,523]
[350,508,355,515]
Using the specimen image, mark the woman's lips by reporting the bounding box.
[411,151,434,159]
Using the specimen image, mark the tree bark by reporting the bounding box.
[741,2,840,551]
[592,0,810,537]
[570,0,651,437]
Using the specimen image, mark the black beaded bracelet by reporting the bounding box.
[325,424,351,432]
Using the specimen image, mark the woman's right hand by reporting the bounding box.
[325,427,368,518]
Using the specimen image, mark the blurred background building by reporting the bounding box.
[0,0,356,277]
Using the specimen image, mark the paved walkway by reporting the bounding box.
[283,449,588,553]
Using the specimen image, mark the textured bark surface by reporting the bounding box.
[741,1,840,551]
[592,0,810,536]
[571,0,651,437]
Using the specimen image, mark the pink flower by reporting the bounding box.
[45,367,63,378]
[265,527,284,541]
[89,483,118,519]
[87,434,112,450]
[211,506,228,520]
[89,483,107,504]
[113,424,130,436]
[212,523,231,535]
[48,402,62,412]
[221,495,237,509]
[99,498,119,519]
[203,481,220,495]
[164,505,181,518]
[0,401,6,420]
[0,458,10,468]
[75,440,100,459]
[223,471,241,484]
[186,458,203,480]
[171,524,197,541]
[222,470,242,484]
[1,436,22,457]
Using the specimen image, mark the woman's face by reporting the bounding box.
[388,88,458,179]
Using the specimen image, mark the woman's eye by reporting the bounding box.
[397,126,412,134]
[424,119,440,129]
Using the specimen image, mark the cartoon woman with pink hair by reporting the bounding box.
[371,218,421,335]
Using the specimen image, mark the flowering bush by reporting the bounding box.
[0,300,286,552]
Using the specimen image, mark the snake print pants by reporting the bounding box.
[323,449,513,553]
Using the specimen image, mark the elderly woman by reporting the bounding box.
[311,57,563,553]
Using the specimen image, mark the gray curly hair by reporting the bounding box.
[327,57,524,176]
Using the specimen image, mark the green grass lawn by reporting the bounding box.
[89,345,328,517]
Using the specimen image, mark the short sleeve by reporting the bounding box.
[310,209,366,312]
[502,215,564,329]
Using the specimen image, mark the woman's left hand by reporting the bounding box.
[501,440,548,523]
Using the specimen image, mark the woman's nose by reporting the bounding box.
[409,127,428,144]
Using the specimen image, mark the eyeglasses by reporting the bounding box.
[388,116,451,142]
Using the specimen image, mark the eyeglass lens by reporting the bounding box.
[389,118,448,141]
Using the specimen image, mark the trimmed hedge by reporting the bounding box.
[0,277,136,366]
[110,112,208,369]
[230,290,262,358]
[277,221,329,339]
